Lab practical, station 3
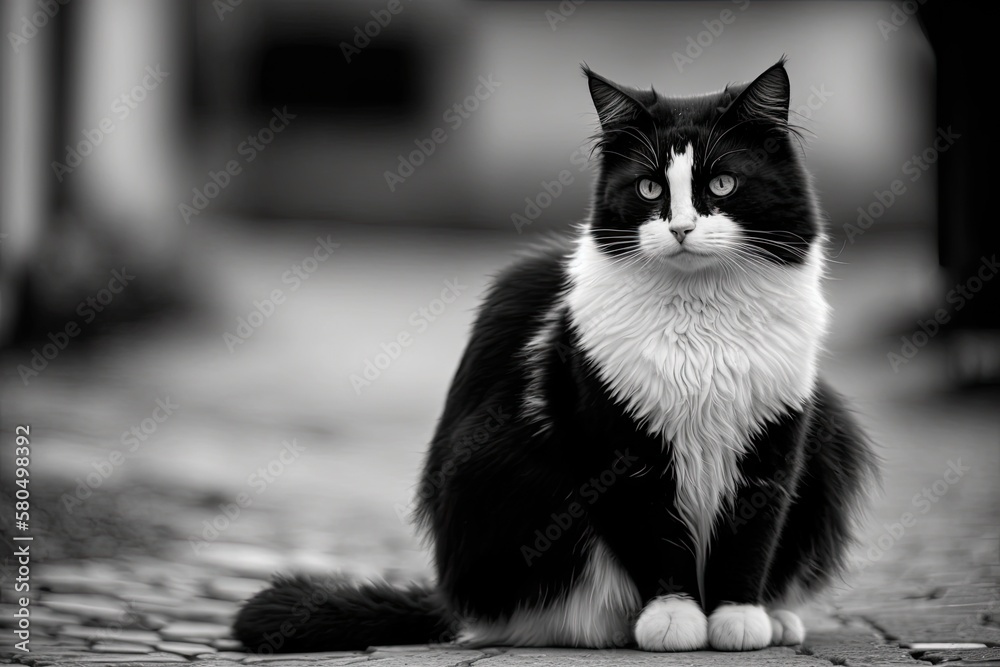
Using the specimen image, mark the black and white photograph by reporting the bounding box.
[1,1,997,666]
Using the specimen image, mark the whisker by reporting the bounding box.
[709,148,750,171]
[618,127,658,164]
[714,233,812,259]
[600,150,657,172]
[705,118,759,162]
[737,240,811,259]
[744,234,809,245]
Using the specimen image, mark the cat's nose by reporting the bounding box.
[668,219,696,243]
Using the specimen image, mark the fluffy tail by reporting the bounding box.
[233,575,457,653]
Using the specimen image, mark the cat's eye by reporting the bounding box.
[709,174,737,197]
[636,178,663,200]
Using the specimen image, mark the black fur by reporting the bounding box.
[233,576,456,653]
[234,60,879,653]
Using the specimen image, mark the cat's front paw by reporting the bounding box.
[634,595,708,652]
[708,603,772,651]
[768,609,805,645]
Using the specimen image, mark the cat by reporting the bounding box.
[234,58,878,653]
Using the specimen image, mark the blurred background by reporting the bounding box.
[0,0,997,659]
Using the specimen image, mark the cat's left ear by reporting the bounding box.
[583,65,650,130]
[722,58,790,127]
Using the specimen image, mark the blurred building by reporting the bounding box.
[4,1,995,383]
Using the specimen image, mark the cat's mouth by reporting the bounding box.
[665,245,711,259]
[657,244,722,272]
[672,245,705,255]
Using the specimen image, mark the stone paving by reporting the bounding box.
[1,224,997,666]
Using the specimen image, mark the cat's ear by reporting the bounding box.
[583,65,649,130]
[721,58,790,127]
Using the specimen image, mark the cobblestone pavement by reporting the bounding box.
[1,224,997,666]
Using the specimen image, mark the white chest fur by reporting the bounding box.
[565,232,830,599]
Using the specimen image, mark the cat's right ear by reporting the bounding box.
[718,58,791,128]
[583,65,649,130]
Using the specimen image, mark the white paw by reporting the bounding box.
[708,603,772,651]
[768,609,805,645]
[634,595,708,652]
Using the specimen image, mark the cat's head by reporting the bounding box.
[583,58,819,272]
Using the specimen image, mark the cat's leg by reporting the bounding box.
[629,548,707,651]
[704,479,796,651]
[761,384,878,646]
[703,411,811,651]
[592,481,708,651]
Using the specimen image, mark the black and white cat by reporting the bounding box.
[234,59,878,653]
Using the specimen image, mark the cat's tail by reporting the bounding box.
[233,574,457,653]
